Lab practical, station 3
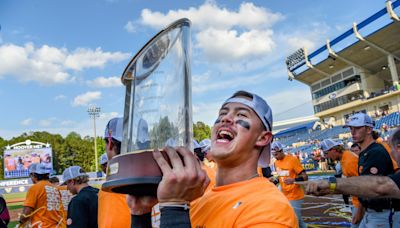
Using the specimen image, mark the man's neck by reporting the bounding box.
[360,137,374,152]
[76,183,89,194]
[215,159,258,187]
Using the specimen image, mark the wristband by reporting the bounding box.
[328,176,337,193]
[159,202,190,210]
[295,177,304,182]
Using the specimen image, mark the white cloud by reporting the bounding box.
[140,2,282,30]
[0,43,72,84]
[99,112,119,120]
[196,28,274,62]
[265,88,313,121]
[20,118,33,126]
[38,117,57,127]
[281,22,331,55]
[124,21,136,33]
[193,100,222,126]
[65,47,130,71]
[54,94,67,100]
[139,2,283,63]
[87,76,122,88]
[72,91,102,107]
[0,43,130,85]
[60,120,77,126]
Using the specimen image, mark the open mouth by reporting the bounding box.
[217,129,235,142]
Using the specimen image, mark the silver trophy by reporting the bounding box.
[102,18,193,196]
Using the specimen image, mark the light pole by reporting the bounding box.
[87,106,101,172]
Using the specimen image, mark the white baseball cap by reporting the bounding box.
[29,163,50,174]
[320,139,342,152]
[62,166,87,184]
[199,139,211,153]
[223,91,273,167]
[222,91,273,131]
[104,117,123,142]
[99,153,108,165]
[271,141,285,152]
[344,113,374,128]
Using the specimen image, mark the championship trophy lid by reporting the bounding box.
[102,18,193,196]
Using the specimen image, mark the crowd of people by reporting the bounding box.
[15,90,400,227]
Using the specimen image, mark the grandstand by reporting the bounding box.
[277,0,400,148]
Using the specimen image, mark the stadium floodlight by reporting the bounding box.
[87,105,101,172]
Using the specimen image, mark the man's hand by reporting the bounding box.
[304,180,330,196]
[153,147,210,203]
[283,177,295,185]
[126,195,158,215]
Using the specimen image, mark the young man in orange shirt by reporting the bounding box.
[271,141,308,228]
[151,90,298,227]
[320,139,362,227]
[20,163,64,227]
[98,117,131,228]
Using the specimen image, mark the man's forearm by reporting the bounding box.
[336,176,400,198]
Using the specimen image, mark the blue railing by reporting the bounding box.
[290,0,400,74]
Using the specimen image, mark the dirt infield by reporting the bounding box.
[303,195,353,227]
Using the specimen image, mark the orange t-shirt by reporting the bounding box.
[98,190,131,228]
[274,155,305,201]
[340,150,360,208]
[190,177,298,228]
[23,180,64,228]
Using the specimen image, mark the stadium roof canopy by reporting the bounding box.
[286,0,400,85]
[274,121,316,138]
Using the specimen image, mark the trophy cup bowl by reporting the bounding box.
[102,18,193,196]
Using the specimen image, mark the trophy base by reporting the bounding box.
[102,177,161,196]
[101,150,163,196]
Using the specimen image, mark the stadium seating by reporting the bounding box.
[276,111,400,154]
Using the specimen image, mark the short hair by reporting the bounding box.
[73,175,89,185]
[232,90,254,100]
[104,138,121,155]
[390,127,400,148]
[32,173,50,181]
[49,176,60,184]
[372,131,380,140]
[332,145,344,153]
[351,143,361,150]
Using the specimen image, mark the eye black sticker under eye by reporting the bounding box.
[236,120,250,130]
[214,118,221,125]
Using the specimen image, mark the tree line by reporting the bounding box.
[0,121,211,180]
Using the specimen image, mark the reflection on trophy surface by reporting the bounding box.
[102,18,193,196]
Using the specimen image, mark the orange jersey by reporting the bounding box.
[23,180,64,228]
[378,140,399,171]
[190,177,298,228]
[98,190,131,228]
[274,155,305,200]
[5,157,16,171]
[202,162,217,192]
[340,150,360,208]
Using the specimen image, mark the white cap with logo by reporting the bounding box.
[104,117,123,142]
[99,153,108,165]
[320,139,342,152]
[344,113,374,128]
[62,166,87,184]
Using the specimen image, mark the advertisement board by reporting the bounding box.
[4,140,53,179]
